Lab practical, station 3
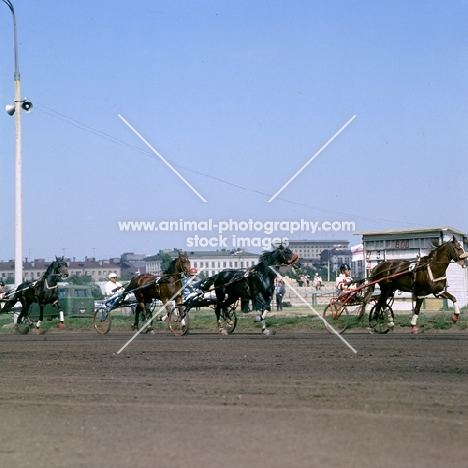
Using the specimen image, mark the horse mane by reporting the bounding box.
[163,259,177,275]
[428,239,450,258]
[162,252,188,275]
[255,247,287,273]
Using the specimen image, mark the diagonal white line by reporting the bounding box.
[118,114,207,202]
[268,115,356,202]
[269,267,357,353]
[117,269,205,354]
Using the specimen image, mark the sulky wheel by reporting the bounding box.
[322,302,350,334]
[93,306,112,335]
[168,306,189,337]
[222,307,237,334]
[368,304,394,334]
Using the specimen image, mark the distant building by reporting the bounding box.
[145,248,259,277]
[0,258,121,282]
[0,252,147,283]
[287,240,349,264]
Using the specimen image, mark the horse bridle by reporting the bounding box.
[449,239,468,263]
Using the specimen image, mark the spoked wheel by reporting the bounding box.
[93,306,112,335]
[369,304,394,334]
[221,307,237,334]
[168,306,189,337]
[323,302,349,334]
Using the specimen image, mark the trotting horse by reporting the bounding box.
[123,251,191,332]
[210,245,299,335]
[360,236,468,333]
[4,256,69,334]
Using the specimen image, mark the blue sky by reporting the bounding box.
[0,0,467,261]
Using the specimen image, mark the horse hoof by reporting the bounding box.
[452,314,460,323]
[59,322,65,329]
[262,328,276,336]
[131,325,137,331]
[145,327,154,334]
[219,329,228,336]
[34,327,44,335]
[411,326,420,334]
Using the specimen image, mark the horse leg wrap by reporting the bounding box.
[452,303,460,323]
[410,314,418,326]
[218,320,227,335]
[36,320,42,329]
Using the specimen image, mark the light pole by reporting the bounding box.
[2,0,31,286]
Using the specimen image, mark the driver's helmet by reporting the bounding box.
[0,280,4,287]
[340,263,351,272]
[189,268,198,275]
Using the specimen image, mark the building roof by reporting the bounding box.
[287,239,349,243]
[145,249,259,262]
[355,226,467,237]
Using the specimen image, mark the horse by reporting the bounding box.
[122,251,191,332]
[210,245,299,335]
[3,256,69,334]
[360,236,468,334]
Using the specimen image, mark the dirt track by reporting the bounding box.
[0,329,467,468]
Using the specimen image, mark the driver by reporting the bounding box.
[183,268,200,301]
[103,273,125,309]
[335,263,355,296]
[104,273,123,297]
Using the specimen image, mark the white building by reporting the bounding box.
[145,249,260,277]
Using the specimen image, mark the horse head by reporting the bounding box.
[54,256,69,278]
[271,244,299,266]
[450,236,468,266]
[176,251,191,276]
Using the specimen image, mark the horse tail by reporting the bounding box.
[200,275,217,292]
[359,279,376,317]
[123,280,134,294]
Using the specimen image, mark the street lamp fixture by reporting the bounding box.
[2,0,32,286]
[5,98,33,115]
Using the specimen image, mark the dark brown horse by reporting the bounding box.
[360,236,468,333]
[3,256,69,334]
[123,251,191,331]
[210,245,299,335]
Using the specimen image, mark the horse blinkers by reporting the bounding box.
[56,257,69,278]
[451,237,468,264]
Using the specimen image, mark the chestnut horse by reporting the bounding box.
[360,236,468,333]
[123,251,191,331]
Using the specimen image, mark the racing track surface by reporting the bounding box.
[0,329,467,468]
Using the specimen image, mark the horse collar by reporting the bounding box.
[426,264,446,284]
[44,278,59,290]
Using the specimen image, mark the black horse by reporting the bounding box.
[211,245,299,335]
[3,256,69,334]
[360,236,468,333]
